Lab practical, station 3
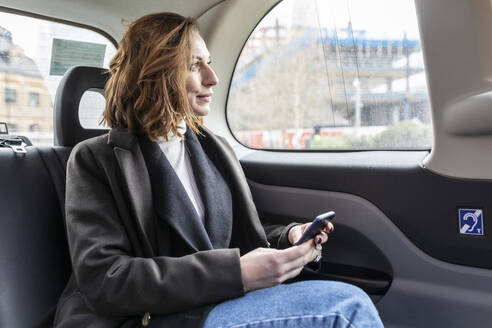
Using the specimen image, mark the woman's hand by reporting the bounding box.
[288,221,333,246]
[240,221,334,293]
[240,243,318,292]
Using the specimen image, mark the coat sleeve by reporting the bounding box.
[65,142,245,316]
[262,221,301,249]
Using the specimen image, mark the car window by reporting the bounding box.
[0,12,116,145]
[227,0,432,150]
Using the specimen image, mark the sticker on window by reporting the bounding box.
[459,209,484,235]
[50,38,106,76]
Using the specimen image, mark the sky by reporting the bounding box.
[262,0,421,40]
[246,0,427,93]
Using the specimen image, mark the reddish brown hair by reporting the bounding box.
[102,12,201,140]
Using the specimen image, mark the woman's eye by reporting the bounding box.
[190,60,211,71]
[190,62,200,71]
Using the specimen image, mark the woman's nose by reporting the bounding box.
[203,66,219,87]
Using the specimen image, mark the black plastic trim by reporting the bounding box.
[241,150,492,269]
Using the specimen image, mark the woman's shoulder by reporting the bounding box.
[72,128,137,155]
[69,128,141,173]
[200,126,229,146]
[71,133,111,159]
[69,130,125,171]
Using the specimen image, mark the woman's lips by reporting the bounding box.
[197,94,212,103]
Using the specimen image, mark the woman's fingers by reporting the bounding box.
[288,224,304,245]
[277,228,329,282]
[279,241,313,261]
[314,232,328,244]
[279,243,319,272]
[241,244,323,292]
[280,246,320,281]
[281,264,305,282]
[289,221,335,245]
[322,221,334,233]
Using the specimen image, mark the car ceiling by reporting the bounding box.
[0,0,225,42]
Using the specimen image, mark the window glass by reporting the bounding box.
[0,12,116,145]
[227,0,432,150]
[28,92,40,107]
[79,90,107,129]
[4,88,16,104]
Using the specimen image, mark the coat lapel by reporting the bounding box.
[197,127,269,252]
[107,126,268,255]
[185,128,233,249]
[108,128,156,255]
[138,134,213,252]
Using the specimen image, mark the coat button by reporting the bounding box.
[142,312,151,326]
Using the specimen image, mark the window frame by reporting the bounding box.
[224,0,433,153]
[28,92,40,107]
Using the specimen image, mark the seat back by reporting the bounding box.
[0,147,71,327]
[0,66,109,327]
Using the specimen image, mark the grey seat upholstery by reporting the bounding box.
[0,147,71,327]
[0,66,108,327]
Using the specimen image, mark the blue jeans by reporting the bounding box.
[203,281,383,328]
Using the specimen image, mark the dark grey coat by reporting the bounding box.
[53,127,298,328]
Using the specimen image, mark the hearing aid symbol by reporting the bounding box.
[459,209,484,235]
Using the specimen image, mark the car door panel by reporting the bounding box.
[241,150,492,269]
[242,151,492,327]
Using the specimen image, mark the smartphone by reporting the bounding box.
[294,211,335,246]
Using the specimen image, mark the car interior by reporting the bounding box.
[1,0,492,327]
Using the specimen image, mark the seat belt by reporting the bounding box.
[0,136,28,153]
[0,122,31,153]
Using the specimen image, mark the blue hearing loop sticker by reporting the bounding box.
[459,209,484,235]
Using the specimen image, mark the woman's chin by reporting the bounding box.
[192,106,210,117]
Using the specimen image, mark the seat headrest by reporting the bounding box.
[54,66,109,147]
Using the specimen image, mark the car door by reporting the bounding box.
[199,0,492,327]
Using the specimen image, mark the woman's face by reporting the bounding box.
[186,33,219,117]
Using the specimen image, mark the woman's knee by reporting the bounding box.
[205,281,382,328]
[289,280,382,326]
[287,280,371,303]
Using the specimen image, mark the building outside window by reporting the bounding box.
[0,13,116,145]
[28,92,40,107]
[227,0,432,150]
[5,88,16,104]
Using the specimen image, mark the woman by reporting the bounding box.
[54,12,383,328]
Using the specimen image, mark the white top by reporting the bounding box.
[157,121,205,221]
